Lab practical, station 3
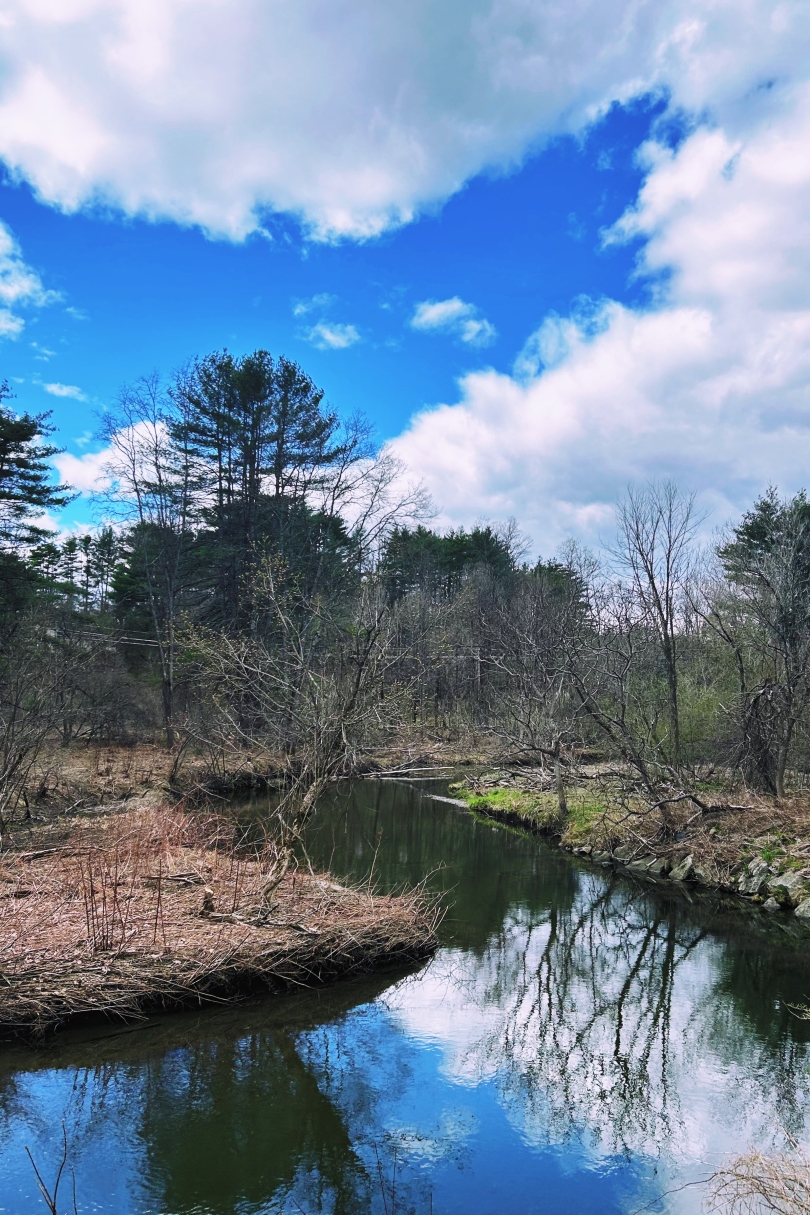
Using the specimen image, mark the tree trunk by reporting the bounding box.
[775,720,795,800]
[554,737,567,817]
[161,677,175,750]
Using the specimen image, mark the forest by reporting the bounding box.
[1,347,809,844]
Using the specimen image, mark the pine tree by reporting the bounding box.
[0,380,73,548]
[172,350,347,627]
[0,381,73,623]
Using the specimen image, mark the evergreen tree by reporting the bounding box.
[716,488,810,794]
[0,381,73,624]
[173,349,349,627]
[381,524,516,601]
[0,380,73,547]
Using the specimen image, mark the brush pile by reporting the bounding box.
[0,805,440,1039]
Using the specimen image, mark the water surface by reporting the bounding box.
[2,779,810,1214]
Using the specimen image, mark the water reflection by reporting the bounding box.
[1,780,809,1214]
[309,783,810,1201]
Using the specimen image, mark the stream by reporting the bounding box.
[2,778,810,1214]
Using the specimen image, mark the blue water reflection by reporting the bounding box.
[1,780,809,1214]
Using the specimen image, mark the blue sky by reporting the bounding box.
[0,1,808,555]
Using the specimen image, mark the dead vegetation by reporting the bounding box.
[707,1149,810,1214]
[0,803,440,1040]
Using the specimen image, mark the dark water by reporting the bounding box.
[2,781,810,1214]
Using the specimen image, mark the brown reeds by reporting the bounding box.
[707,1149,810,1214]
[0,805,440,1039]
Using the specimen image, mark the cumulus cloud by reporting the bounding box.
[42,382,86,400]
[304,321,361,351]
[0,219,56,335]
[411,297,497,347]
[392,75,810,552]
[53,447,109,493]
[0,1,807,240]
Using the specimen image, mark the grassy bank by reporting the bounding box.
[450,771,810,921]
[0,803,439,1041]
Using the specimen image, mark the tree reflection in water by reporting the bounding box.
[4,784,810,1214]
[384,867,810,1172]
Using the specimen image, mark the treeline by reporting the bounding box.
[1,352,809,829]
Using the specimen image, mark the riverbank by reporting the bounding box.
[449,770,810,923]
[0,802,439,1041]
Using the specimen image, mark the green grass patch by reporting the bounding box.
[563,797,607,844]
[450,782,608,840]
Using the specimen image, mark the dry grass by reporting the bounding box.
[26,742,178,811]
[0,804,440,1040]
[707,1149,810,1214]
[18,728,492,820]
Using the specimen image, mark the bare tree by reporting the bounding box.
[188,561,418,886]
[612,481,702,771]
[0,622,74,834]
[478,561,586,811]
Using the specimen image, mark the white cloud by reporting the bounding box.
[0,1,807,240]
[392,77,810,552]
[3,2,810,543]
[411,298,470,330]
[0,310,23,338]
[53,447,109,493]
[42,381,86,399]
[292,292,336,317]
[304,321,361,351]
[0,219,56,336]
[411,297,497,347]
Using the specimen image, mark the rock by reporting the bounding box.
[794,898,810,920]
[627,854,657,871]
[739,862,770,895]
[613,846,632,861]
[646,857,672,877]
[592,851,611,862]
[573,845,592,856]
[692,864,714,885]
[670,855,695,882]
[768,869,809,905]
[763,897,781,912]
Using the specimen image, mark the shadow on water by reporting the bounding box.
[2,779,810,1213]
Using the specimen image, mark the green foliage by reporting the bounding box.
[0,380,74,549]
[172,349,354,629]
[29,528,126,617]
[719,486,810,584]
[715,486,810,793]
[381,523,516,600]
